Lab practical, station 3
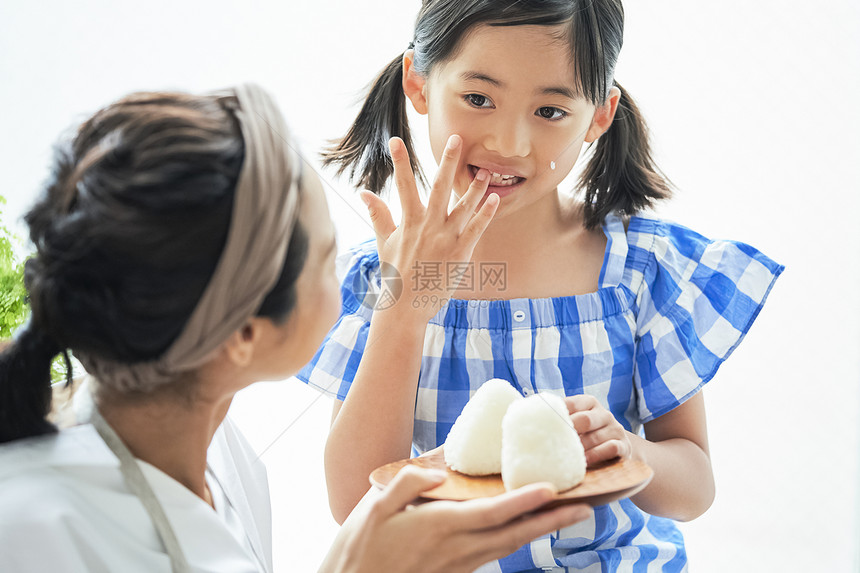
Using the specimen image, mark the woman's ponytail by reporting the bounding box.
[579,82,672,229]
[0,321,62,444]
[322,52,426,194]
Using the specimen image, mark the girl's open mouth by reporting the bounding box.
[468,165,526,196]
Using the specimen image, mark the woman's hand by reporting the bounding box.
[360,134,496,323]
[320,465,591,573]
[565,394,639,466]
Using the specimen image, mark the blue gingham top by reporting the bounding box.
[298,214,784,572]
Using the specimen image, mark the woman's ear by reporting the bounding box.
[402,49,428,115]
[222,320,263,368]
[585,86,621,143]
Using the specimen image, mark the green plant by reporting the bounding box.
[0,196,68,383]
[0,197,29,339]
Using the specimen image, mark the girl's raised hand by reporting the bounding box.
[320,465,591,573]
[565,394,639,466]
[359,134,498,322]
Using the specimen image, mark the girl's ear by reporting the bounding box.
[222,319,263,367]
[402,50,428,115]
[585,86,622,143]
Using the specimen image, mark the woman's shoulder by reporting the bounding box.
[0,424,111,474]
[0,426,116,529]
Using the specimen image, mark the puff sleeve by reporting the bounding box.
[295,239,379,400]
[626,218,784,422]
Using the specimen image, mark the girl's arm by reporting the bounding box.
[324,135,496,523]
[325,309,431,523]
[566,391,714,521]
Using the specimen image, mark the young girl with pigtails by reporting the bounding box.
[299,1,784,571]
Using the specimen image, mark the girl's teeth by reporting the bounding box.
[488,172,518,186]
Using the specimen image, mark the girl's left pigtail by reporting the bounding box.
[579,82,672,229]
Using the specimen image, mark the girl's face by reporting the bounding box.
[404,24,618,219]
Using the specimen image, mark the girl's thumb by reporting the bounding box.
[360,190,396,241]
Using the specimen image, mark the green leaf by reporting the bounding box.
[0,194,31,340]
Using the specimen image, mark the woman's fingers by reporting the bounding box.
[372,465,447,518]
[360,190,397,245]
[426,134,462,219]
[389,137,424,225]
[453,482,557,530]
[468,503,592,563]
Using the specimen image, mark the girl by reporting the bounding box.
[0,84,591,572]
[299,1,784,571]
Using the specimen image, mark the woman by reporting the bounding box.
[0,84,589,572]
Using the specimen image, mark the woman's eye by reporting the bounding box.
[465,94,493,108]
[537,106,567,120]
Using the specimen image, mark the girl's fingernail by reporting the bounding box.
[360,192,372,206]
[447,134,461,149]
[476,169,488,182]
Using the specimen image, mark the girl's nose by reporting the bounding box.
[483,115,531,158]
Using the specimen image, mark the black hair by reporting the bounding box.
[0,91,308,444]
[323,0,671,228]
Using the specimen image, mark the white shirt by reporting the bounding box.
[0,414,273,572]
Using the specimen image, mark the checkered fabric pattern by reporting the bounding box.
[298,214,784,572]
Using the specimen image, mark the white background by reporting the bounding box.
[2,1,858,571]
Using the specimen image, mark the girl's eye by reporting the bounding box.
[537,106,567,120]
[465,94,493,108]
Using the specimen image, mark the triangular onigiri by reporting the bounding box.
[501,393,586,491]
[444,379,523,475]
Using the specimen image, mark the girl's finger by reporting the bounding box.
[388,137,424,225]
[577,426,620,452]
[459,192,499,246]
[360,191,397,245]
[570,409,607,435]
[426,134,463,219]
[585,440,627,465]
[448,168,490,233]
[565,393,599,415]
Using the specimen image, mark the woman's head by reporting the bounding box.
[325,0,670,228]
[0,85,340,443]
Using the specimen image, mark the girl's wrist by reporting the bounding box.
[626,431,648,465]
[371,300,433,330]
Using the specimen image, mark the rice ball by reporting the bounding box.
[444,378,523,475]
[501,393,586,492]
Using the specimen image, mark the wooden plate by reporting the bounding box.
[369,447,653,508]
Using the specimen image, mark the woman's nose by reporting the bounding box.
[482,114,531,158]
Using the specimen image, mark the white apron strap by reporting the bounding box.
[92,409,190,573]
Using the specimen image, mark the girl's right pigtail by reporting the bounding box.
[579,82,673,229]
[0,320,61,444]
[322,53,426,194]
